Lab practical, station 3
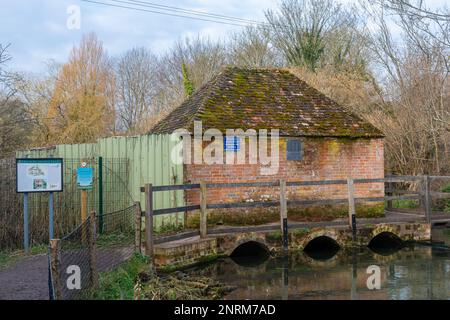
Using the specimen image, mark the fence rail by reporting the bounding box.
[141,175,450,257]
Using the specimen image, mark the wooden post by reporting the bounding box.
[386,173,393,211]
[144,184,154,257]
[50,239,62,300]
[280,180,288,251]
[200,182,207,239]
[424,175,432,223]
[419,176,425,210]
[347,178,357,241]
[134,201,142,253]
[81,189,88,243]
[88,210,98,289]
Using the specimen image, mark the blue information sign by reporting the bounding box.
[77,167,94,190]
[224,136,240,152]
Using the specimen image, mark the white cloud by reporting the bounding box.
[1,0,447,73]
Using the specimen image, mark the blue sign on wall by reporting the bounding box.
[224,136,240,152]
[77,167,94,190]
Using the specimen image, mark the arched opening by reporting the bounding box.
[303,236,340,260]
[230,241,270,267]
[368,232,404,255]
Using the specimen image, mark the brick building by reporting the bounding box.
[151,67,385,223]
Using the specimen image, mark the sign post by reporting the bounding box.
[49,192,54,240]
[16,158,63,250]
[77,164,94,243]
[23,193,29,253]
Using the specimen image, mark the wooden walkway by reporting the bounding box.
[153,209,449,247]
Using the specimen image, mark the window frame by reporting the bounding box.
[286,138,303,161]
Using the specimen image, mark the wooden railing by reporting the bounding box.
[140,175,450,256]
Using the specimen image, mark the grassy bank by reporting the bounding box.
[0,245,48,270]
[88,254,232,300]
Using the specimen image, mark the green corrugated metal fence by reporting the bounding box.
[16,134,184,228]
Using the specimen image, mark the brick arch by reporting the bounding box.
[370,224,402,242]
[224,235,269,256]
[299,229,344,250]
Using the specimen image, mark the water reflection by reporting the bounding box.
[189,229,450,300]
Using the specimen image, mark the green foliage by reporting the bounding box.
[154,223,184,236]
[440,184,450,213]
[392,199,419,209]
[299,32,324,72]
[291,228,310,236]
[96,231,134,248]
[266,231,282,242]
[0,244,48,270]
[88,253,150,300]
[0,252,12,270]
[182,63,195,97]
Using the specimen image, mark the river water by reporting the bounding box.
[190,228,450,300]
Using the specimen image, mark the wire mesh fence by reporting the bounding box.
[56,218,93,300]
[49,204,141,300]
[0,157,22,250]
[0,157,131,251]
[96,205,138,273]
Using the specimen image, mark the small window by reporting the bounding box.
[287,139,302,161]
[224,136,240,152]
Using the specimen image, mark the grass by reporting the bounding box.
[96,231,135,248]
[88,253,231,300]
[88,253,150,300]
[0,244,48,270]
[186,203,385,228]
[154,223,185,236]
[392,199,420,209]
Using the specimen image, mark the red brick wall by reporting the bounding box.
[184,137,384,206]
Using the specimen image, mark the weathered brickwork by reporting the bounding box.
[184,137,384,215]
[153,222,431,268]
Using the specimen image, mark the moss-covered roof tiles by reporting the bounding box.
[149,67,384,138]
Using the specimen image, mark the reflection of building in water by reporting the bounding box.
[28,165,44,176]
[196,246,450,300]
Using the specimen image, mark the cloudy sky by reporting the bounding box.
[0,0,447,74]
[1,0,277,73]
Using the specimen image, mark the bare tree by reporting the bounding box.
[168,36,229,89]
[362,0,450,175]
[382,0,450,49]
[230,26,283,68]
[116,47,158,134]
[265,0,358,71]
[0,98,32,157]
[149,36,228,124]
[0,43,17,100]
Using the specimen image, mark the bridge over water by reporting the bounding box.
[142,176,450,268]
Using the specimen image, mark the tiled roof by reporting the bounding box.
[150,67,384,138]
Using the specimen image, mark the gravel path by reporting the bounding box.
[0,254,49,300]
[0,247,134,300]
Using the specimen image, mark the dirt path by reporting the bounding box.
[0,247,134,300]
[0,254,49,300]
